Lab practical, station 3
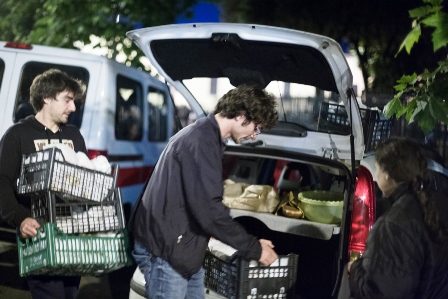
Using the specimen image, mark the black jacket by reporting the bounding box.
[0,116,86,227]
[131,114,262,279]
[349,184,448,299]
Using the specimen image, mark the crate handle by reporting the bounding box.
[19,225,45,245]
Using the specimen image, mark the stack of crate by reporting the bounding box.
[16,147,132,277]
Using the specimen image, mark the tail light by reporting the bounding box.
[4,42,33,50]
[87,149,107,160]
[348,165,376,261]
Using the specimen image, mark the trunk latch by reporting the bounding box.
[323,148,337,159]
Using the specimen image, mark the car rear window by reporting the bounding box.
[184,78,352,135]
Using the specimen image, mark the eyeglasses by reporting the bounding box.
[242,115,262,135]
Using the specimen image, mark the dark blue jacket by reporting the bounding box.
[132,114,261,279]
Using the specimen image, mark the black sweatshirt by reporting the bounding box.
[0,116,86,227]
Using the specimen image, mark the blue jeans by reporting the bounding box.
[132,241,205,299]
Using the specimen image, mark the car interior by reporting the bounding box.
[220,150,350,298]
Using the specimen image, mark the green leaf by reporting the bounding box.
[397,73,418,85]
[421,12,444,27]
[423,0,443,7]
[438,58,448,72]
[429,97,448,123]
[397,25,421,54]
[383,96,403,118]
[394,83,408,91]
[409,6,434,18]
[417,102,437,135]
[432,24,448,51]
[421,12,448,51]
[406,98,420,121]
[420,69,435,81]
[429,76,448,97]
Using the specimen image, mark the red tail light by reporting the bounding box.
[4,42,33,50]
[87,149,107,160]
[349,165,376,261]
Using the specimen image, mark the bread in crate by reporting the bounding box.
[18,146,115,202]
[31,190,125,234]
[56,206,119,234]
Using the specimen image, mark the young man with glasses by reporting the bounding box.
[131,84,279,299]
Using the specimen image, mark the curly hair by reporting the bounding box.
[375,137,448,248]
[30,69,85,113]
[213,84,278,129]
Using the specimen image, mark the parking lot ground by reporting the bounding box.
[0,241,135,299]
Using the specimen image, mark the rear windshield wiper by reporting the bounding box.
[263,121,307,137]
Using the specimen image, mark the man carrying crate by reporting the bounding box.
[130,84,279,299]
[0,69,87,299]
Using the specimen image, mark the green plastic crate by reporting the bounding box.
[18,223,132,277]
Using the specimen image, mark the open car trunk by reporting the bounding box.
[216,146,351,299]
[126,23,363,299]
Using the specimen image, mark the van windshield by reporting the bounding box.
[13,62,89,128]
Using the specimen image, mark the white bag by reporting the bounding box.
[222,179,280,213]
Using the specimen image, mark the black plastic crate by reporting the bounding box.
[204,251,298,298]
[204,251,238,298]
[18,147,117,202]
[321,102,394,152]
[364,115,393,152]
[31,189,125,234]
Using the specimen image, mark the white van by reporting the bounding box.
[0,41,190,216]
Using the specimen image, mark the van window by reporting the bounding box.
[147,87,168,141]
[13,62,89,128]
[116,75,143,141]
[0,59,4,92]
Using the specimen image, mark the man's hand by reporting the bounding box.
[258,239,278,266]
[20,218,40,238]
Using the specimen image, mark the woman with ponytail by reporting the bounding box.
[349,137,448,299]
